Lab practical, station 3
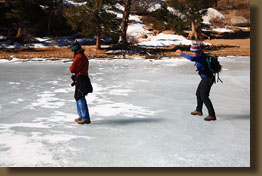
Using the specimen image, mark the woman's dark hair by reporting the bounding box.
[74,48,85,57]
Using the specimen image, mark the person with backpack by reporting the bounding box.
[70,42,93,124]
[176,44,216,121]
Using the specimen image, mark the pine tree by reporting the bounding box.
[0,2,7,35]
[4,0,46,42]
[34,0,68,36]
[149,2,187,35]
[167,0,215,41]
[65,0,120,50]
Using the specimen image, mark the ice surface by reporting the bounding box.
[0,57,250,167]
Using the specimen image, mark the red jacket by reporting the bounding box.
[70,53,89,77]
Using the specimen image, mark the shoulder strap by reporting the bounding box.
[217,72,223,83]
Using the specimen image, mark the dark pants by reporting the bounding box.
[196,77,216,116]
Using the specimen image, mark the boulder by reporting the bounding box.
[231,16,249,27]
[202,8,225,25]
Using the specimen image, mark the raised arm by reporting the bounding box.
[176,49,202,62]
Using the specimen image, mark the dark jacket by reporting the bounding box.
[74,75,93,100]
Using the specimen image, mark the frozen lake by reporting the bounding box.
[0,56,250,167]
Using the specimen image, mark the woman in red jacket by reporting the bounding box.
[70,42,92,124]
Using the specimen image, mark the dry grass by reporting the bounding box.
[0,46,108,59]
[217,0,250,11]
[217,0,250,25]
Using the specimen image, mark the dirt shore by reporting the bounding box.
[0,38,250,60]
[203,38,250,56]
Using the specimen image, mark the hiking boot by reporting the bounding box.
[191,110,203,116]
[204,116,216,121]
[75,117,82,122]
[77,119,91,124]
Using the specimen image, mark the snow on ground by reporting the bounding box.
[64,0,87,6]
[210,27,235,33]
[137,33,210,47]
[0,35,6,40]
[0,56,250,167]
[116,8,210,47]
[127,15,150,43]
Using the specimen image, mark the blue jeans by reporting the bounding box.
[76,96,90,121]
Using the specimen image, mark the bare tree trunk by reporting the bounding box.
[96,33,101,50]
[188,20,198,40]
[94,1,103,50]
[48,12,52,36]
[119,0,131,45]
[15,27,22,39]
[96,14,102,50]
[96,30,101,50]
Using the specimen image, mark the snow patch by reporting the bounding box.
[9,99,24,104]
[0,59,9,63]
[0,35,7,40]
[54,88,74,93]
[47,81,59,85]
[25,91,65,109]
[48,111,78,123]
[127,15,149,42]
[0,122,51,129]
[31,133,92,145]
[0,133,55,166]
[64,0,87,6]
[109,89,135,96]
[211,27,234,33]
[9,82,21,85]
[137,33,211,47]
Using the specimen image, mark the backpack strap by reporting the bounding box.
[217,72,223,83]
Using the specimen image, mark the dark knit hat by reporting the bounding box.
[190,43,201,52]
[70,42,81,51]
